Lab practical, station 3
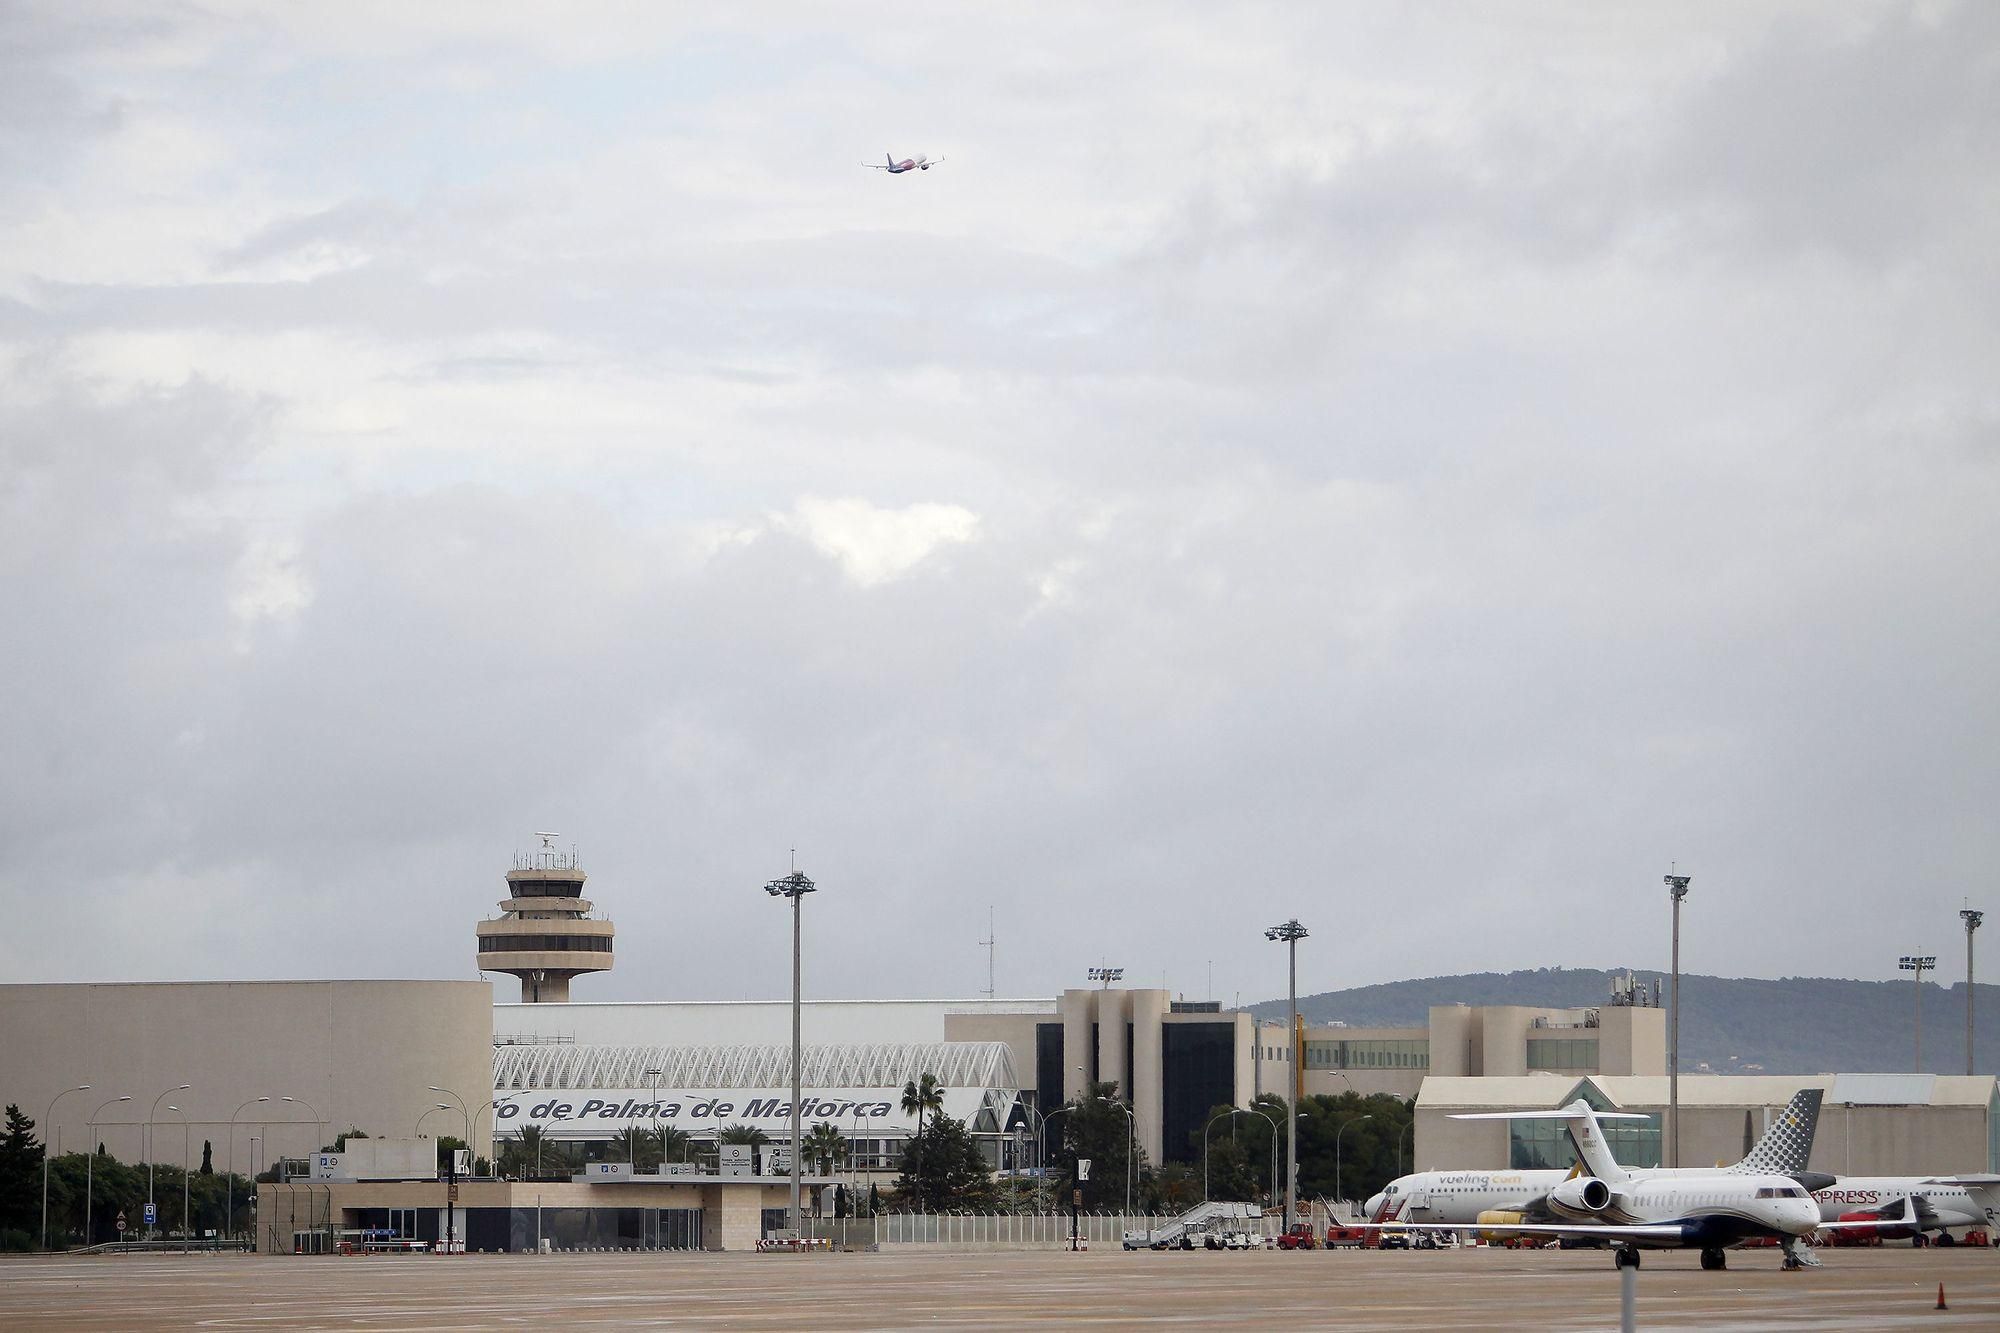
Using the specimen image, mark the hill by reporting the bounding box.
[1241,968,2000,1075]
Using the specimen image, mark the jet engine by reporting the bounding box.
[1475,1210,1532,1245]
[1549,1176,1614,1213]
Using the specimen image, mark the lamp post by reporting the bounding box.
[1900,954,1937,1072]
[1335,1114,1373,1218]
[281,1095,324,1164]
[429,1086,471,1147]
[1203,1107,1268,1202]
[472,1095,517,1173]
[227,1097,270,1245]
[1264,919,1307,1230]
[147,1084,190,1234]
[417,1103,452,1136]
[1397,1119,1414,1177]
[83,1094,129,1248]
[40,1084,89,1251]
[1663,873,1690,1168]
[1962,910,1984,1075]
[164,1104,190,1252]
[765,865,817,1239]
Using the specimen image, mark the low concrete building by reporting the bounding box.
[1414,1073,2000,1176]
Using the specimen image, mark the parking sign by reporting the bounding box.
[143,1202,157,1225]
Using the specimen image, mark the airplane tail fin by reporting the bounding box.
[1452,1100,1643,1183]
[887,153,895,167]
[1727,1088,1824,1176]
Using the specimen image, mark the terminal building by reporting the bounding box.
[6,843,1998,1251]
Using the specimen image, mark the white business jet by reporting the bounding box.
[1365,1099,1898,1270]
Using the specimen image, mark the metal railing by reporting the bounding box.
[878,1211,1282,1247]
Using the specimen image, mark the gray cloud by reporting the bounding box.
[2,2,1995,1005]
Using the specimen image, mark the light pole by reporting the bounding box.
[1203,1107,1269,1202]
[429,1086,471,1147]
[147,1083,190,1234]
[1335,1114,1373,1218]
[417,1103,452,1136]
[83,1094,129,1248]
[472,1095,517,1173]
[40,1084,89,1251]
[1397,1119,1414,1177]
[765,865,818,1239]
[281,1094,324,1163]
[227,1097,270,1245]
[1900,954,1937,1071]
[165,1104,190,1251]
[1664,873,1690,1168]
[1962,910,1984,1075]
[1265,919,1307,1230]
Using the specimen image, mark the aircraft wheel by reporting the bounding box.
[1614,1247,1640,1270]
[1937,1232,1956,1247]
[1700,1247,1726,1271]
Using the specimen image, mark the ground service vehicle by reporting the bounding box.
[1275,1223,1319,1250]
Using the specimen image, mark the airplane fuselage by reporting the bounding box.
[1812,1179,1997,1231]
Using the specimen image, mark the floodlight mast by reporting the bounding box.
[765,868,817,1244]
[1900,954,1937,1072]
[1962,910,1984,1075]
[1664,873,1691,1168]
[1264,918,1308,1231]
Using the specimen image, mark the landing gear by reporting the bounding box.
[1700,1247,1727,1271]
[1613,1247,1641,1270]
[1937,1232,1956,1248]
[1780,1237,1821,1270]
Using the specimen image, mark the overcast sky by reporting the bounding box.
[3,2,1995,1009]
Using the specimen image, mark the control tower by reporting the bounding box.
[475,835,614,1003]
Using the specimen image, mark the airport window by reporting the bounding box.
[475,934,614,953]
[1508,1083,1659,1170]
[1304,1039,1429,1070]
[1525,1038,1598,1072]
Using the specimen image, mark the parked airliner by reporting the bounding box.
[1812,1174,2000,1241]
[868,153,941,173]
[1364,1098,1896,1270]
[1365,1088,1826,1237]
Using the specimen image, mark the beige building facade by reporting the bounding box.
[0,980,498,1171]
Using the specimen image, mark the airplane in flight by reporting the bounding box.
[1365,1088,1828,1236]
[1363,1097,1897,1270]
[867,152,942,173]
[1810,1173,2000,1243]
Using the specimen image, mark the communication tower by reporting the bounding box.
[475,833,615,1002]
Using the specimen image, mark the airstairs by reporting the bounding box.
[1122,1200,1260,1249]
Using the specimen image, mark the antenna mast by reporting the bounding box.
[979,906,995,999]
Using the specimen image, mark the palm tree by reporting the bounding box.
[802,1121,848,1175]
[717,1123,769,1145]
[900,1072,944,1203]
[652,1125,693,1165]
[514,1124,549,1177]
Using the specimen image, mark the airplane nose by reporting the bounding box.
[1364,1193,1385,1219]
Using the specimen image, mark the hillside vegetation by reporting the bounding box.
[1242,968,2000,1075]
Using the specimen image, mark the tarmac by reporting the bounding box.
[2,1245,1997,1330]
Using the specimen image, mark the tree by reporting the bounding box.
[0,1105,42,1237]
[893,1113,989,1210]
[802,1122,847,1175]
[1292,1092,1411,1208]
[899,1073,944,1200]
[1052,1082,1148,1211]
[717,1123,769,1146]
[200,1141,214,1175]
[651,1125,692,1167]
[434,1135,467,1176]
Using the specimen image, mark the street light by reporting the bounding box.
[765,865,818,1240]
[165,1105,190,1253]
[1900,955,1937,1072]
[1265,919,1307,1230]
[227,1097,270,1246]
[40,1084,89,1251]
[84,1094,129,1248]
[1335,1114,1374,1217]
[1664,872,1690,1168]
[1203,1107,1271,1202]
[1397,1119,1414,1177]
[429,1086,471,1146]
[281,1095,324,1164]
[147,1083,190,1233]
[1962,910,1984,1076]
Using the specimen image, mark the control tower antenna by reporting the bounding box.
[476,835,615,1003]
[979,907,995,999]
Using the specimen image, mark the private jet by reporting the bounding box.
[1364,1099,1898,1270]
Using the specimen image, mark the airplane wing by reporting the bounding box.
[864,164,893,169]
[1921,1175,2000,1186]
